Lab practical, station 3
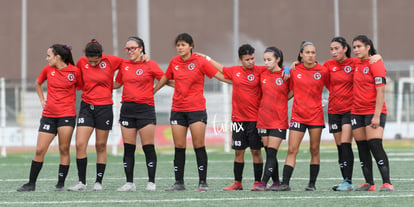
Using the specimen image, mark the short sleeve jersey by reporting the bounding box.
[223,65,266,121]
[257,70,290,129]
[290,63,329,125]
[352,59,387,114]
[116,59,164,106]
[165,54,218,112]
[323,57,356,114]
[77,54,123,105]
[37,64,82,117]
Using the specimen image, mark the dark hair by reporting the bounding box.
[297,41,314,62]
[127,36,146,55]
[331,36,351,58]
[175,33,194,53]
[84,39,103,57]
[352,35,377,56]
[238,44,255,59]
[50,44,75,65]
[264,46,283,68]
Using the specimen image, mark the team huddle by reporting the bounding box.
[16,32,393,192]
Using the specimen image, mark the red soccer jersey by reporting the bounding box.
[115,59,164,106]
[324,57,357,114]
[290,63,329,125]
[77,54,123,105]
[257,70,290,129]
[165,54,218,112]
[37,64,82,117]
[223,65,266,121]
[352,59,387,114]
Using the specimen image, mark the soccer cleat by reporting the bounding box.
[250,181,261,191]
[93,182,103,191]
[198,181,209,192]
[332,184,340,191]
[379,183,394,191]
[165,182,186,191]
[145,182,156,191]
[305,183,316,191]
[275,184,291,191]
[55,183,65,191]
[68,182,87,191]
[17,183,35,192]
[223,181,243,191]
[355,183,376,191]
[117,182,136,192]
[252,181,267,191]
[336,180,353,191]
[266,182,280,191]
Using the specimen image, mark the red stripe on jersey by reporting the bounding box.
[223,65,266,121]
[37,64,82,117]
[77,54,123,105]
[257,70,290,129]
[116,59,164,106]
[290,63,328,125]
[165,54,218,112]
[352,59,387,114]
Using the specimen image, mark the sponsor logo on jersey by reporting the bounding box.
[85,64,89,69]
[262,79,267,84]
[99,61,107,69]
[136,68,143,76]
[188,62,196,70]
[314,72,322,80]
[275,77,283,85]
[174,65,179,70]
[124,66,129,71]
[332,67,337,71]
[247,74,255,81]
[236,72,241,77]
[297,74,302,79]
[344,65,352,73]
[67,73,75,81]
[363,67,369,74]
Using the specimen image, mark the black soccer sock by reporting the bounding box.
[57,164,69,186]
[95,163,106,184]
[368,139,391,184]
[194,146,208,183]
[253,163,263,182]
[29,160,43,184]
[281,165,294,185]
[341,143,354,183]
[337,144,345,178]
[309,164,320,186]
[234,161,244,182]
[262,148,277,183]
[123,143,136,183]
[76,157,87,184]
[174,147,186,184]
[143,144,157,183]
[356,140,374,185]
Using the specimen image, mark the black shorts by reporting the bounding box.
[38,116,76,135]
[351,113,387,129]
[119,102,156,130]
[257,128,287,140]
[170,110,207,127]
[232,121,262,150]
[328,112,351,133]
[289,121,324,132]
[77,101,113,130]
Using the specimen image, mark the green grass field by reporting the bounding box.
[1,140,413,207]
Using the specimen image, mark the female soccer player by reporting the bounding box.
[17,44,81,191]
[277,41,329,191]
[153,33,229,191]
[114,36,171,191]
[68,39,123,191]
[253,47,292,191]
[351,35,393,191]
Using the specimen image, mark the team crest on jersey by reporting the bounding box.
[275,77,283,85]
[99,61,107,69]
[67,73,75,81]
[363,67,369,74]
[314,72,322,80]
[188,63,196,70]
[247,74,255,81]
[136,69,143,76]
[344,66,352,73]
